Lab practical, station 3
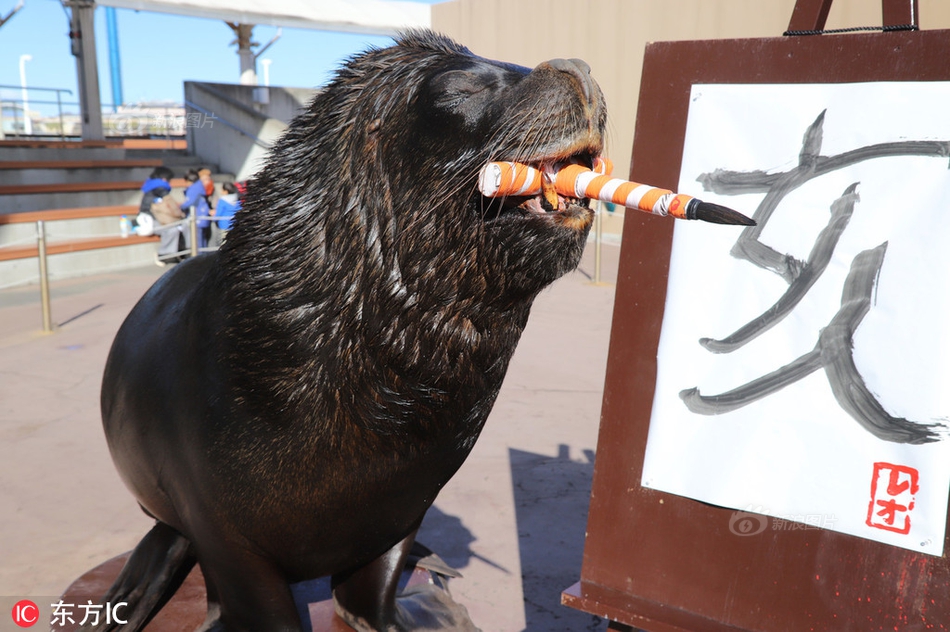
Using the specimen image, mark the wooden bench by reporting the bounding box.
[0,139,126,149]
[0,159,164,170]
[0,206,141,224]
[0,138,187,150]
[0,178,189,196]
[0,234,159,262]
[121,138,187,150]
[0,205,158,263]
[1,184,184,332]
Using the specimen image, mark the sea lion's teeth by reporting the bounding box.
[541,177,559,211]
[522,197,546,215]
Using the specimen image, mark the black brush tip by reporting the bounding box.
[691,201,756,226]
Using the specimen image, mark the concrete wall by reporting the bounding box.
[187,82,315,125]
[432,0,950,186]
[184,82,317,180]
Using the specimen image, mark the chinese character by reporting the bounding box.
[680,111,945,445]
[866,462,919,534]
[50,601,75,627]
[78,600,103,626]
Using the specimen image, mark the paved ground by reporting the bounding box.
[0,240,620,632]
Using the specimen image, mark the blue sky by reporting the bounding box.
[0,0,442,114]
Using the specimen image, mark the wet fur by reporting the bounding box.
[94,30,605,631]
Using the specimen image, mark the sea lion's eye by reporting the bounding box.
[429,70,491,111]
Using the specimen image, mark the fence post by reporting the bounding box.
[36,220,53,332]
[593,202,603,285]
[13,100,21,137]
[56,90,65,140]
[190,212,199,257]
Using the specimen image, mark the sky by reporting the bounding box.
[0,0,442,115]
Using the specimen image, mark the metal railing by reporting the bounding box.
[153,211,220,264]
[0,84,72,140]
[0,83,186,139]
[2,209,218,332]
[8,201,618,332]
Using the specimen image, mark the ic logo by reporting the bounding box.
[11,600,39,628]
[729,511,768,536]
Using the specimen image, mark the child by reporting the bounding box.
[140,167,185,265]
[215,181,242,232]
[180,169,212,250]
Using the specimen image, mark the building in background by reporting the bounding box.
[432,0,950,184]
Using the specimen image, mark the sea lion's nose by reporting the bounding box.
[546,58,595,103]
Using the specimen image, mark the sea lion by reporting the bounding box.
[91,30,605,632]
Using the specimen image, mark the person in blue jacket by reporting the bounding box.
[214,181,242,234]
[180,168,212,250]
[139,167,174,216]
[139,166,186,264]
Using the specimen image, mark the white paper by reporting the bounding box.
[641,82,950,555]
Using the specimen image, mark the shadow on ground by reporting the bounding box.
[511,445,606,632]
[417,445,606,631]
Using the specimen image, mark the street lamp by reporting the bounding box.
[18,53,32,135]
[260,58,272,87]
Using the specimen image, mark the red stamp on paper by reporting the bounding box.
[866,462,919,534]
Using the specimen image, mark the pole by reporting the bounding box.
[227,23,258,85]
[105,6,123,112]
[260,59,272,87]
[190,212,199,257]
[36,220,52,332]
[593,202,603,285]
[18,54,31,135]
[67,0,104,140]
[12,99,20,137]
[56,90,65,139]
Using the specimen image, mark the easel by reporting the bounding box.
[563,1,950,630]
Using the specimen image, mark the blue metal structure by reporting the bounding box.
[105,6,123,112]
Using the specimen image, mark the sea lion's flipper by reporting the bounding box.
[191,534,302,632]
[332,527,420,631]
[332,528,478,631]
[79,521,196,632]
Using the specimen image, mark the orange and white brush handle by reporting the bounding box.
[477,158,690,218]
[477,158,755,226]
[477,157,613,199]
[554,164,695,219]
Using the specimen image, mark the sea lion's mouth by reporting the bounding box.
[479,151,597,222]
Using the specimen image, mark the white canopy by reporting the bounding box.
[95,0,432,35]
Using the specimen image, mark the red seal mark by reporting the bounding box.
[12,600,39,628]
[670,196,682,215]
[866,462,919,534]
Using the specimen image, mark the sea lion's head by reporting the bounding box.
[224,30,606,319]
[218,31,607,429]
